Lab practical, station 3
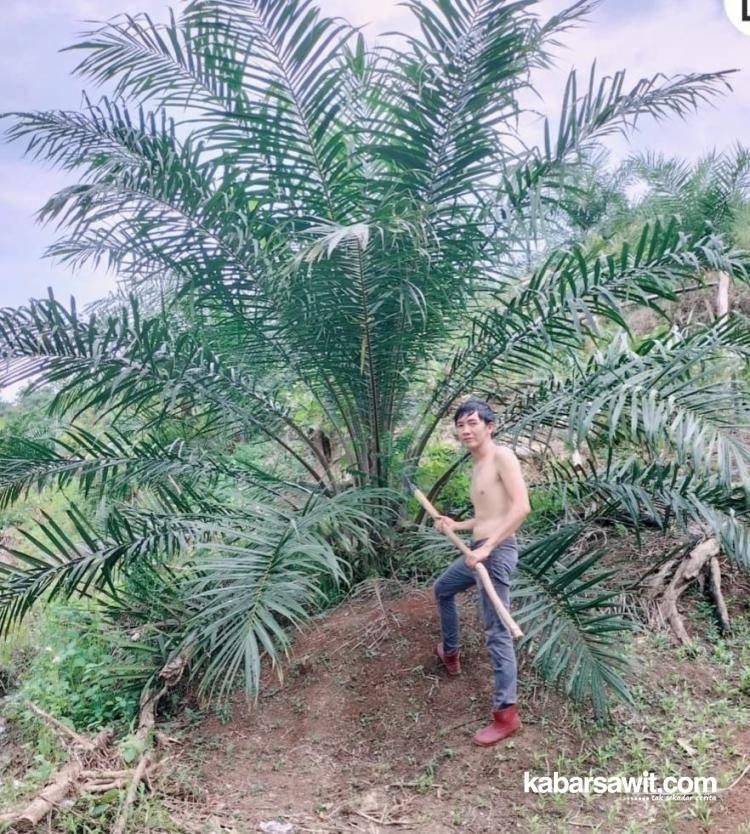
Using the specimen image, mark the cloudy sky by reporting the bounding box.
[0,0,748,312]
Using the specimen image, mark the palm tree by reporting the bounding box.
[623,145,750,237]
[1,0,749,712]
[623,146,750,322]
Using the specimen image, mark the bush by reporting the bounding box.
[9,602,141,733]
[524,485,566,533]
[411,441,471,520]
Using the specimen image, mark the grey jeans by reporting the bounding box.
[433,536,518,708]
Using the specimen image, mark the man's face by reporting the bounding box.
[455,411,492,448]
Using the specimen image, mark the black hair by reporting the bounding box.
[453,398,495,425]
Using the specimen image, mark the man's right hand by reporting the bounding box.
[435,515,458,534]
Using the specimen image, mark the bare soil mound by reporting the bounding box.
[172,578,750,833]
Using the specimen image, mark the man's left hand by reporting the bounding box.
[466,542,492,570]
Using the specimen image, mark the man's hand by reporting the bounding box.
[434,515,458,534]
[466,542,492,570]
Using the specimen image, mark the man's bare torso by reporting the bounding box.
[470,446,511,541]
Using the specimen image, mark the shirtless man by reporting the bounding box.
[432,399,530,746]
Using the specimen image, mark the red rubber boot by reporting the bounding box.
[435,643,461,675]
[473,704,521,746]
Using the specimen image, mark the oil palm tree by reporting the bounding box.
[1,0,749,711]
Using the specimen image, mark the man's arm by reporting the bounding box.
[435,515,475,533]
[478,446,530,551]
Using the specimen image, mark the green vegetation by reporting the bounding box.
[8,603,140,732]
[518,604,750,833]
[0,0,749,722]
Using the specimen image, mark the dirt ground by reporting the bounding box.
[163,577,750,834]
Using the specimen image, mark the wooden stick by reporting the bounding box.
[413,488,523,639]
[707,555,731,633]
[4,728,113,832]
[113,751,151,833]
[24,701,95,751]
[81,777,131,792]
[112,685,165,834]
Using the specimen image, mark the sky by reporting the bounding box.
[0,0,748,313]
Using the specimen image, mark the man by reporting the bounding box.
[432,398,530,746]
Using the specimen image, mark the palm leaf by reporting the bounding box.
[513,524,634,717]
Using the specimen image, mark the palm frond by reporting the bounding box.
[544,457,750,568]
[502,63,734,219]
[0,426,303,510]
[181,487,394,698]
[411,221,749,460]
[0,486,395,698]
[370,0,537,206]
[623,144,750,237]
[0,501,192,635]
[180,0,358,219]
[0,294,334,488]
[66,9,251,111]
[506,316,750,489]
[513,524,634,716]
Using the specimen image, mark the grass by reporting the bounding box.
[415,747,457,794]
[526,600,750,833]
[23,789,183,834]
